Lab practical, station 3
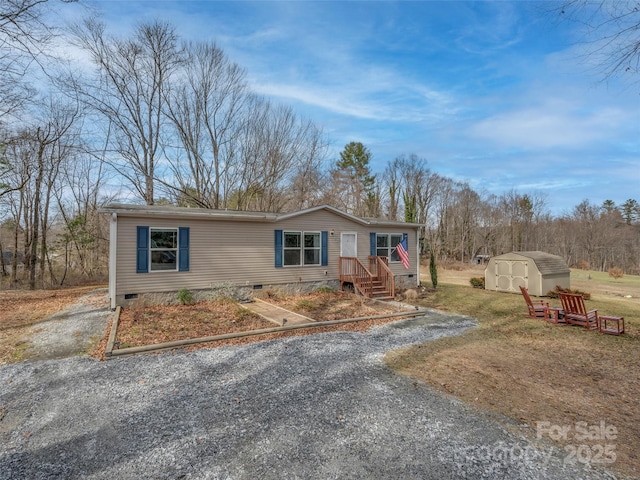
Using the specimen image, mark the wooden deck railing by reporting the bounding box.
[339,256,395,298]
[370,256,395,298]
[339,256,374,297]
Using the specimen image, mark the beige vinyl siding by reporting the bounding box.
[115,209,418,297]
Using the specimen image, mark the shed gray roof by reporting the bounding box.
[513,251,570,275]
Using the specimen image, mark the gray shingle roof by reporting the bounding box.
[514,251,570,275]
[99,203,420,228]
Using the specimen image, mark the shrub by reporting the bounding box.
[404,288,419,300]
[469,277,485,289]
[234,307,259,323]
[314,286,334,294]
[546,285,591,300]
[577,260,590,270]
[264,289,280,300]
[608,267,624,280]
[177,288,194,305]
[295,299,318,311]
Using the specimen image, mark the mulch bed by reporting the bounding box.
[93,291,408,360]
[113,299,272,349]
[263,290,401,320]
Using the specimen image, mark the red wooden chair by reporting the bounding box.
[519,286,549,319]
[558,292,599,330]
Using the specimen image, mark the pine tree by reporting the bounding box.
[334,142,377,217]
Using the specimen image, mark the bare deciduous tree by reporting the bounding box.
[382,157,403,221]
[558,1,640,78]
[0,0,79,120]
[164,41,248,209]
[28,97,79,289]
[233,101,326,213]
[71,18,181,205]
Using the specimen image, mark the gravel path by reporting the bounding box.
[0,309,616,479]
[25,289,111,361]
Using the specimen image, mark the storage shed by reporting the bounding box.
[484,251,570,296]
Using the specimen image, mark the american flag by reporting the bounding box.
[396,235,410,269]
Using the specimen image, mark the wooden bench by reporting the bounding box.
[599,316,625,335]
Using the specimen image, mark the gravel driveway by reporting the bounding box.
[0,309,615,479]
[24,289,110,361]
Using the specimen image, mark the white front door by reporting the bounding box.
[341,232,357,257]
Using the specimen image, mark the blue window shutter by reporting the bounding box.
[178,227,190,272]
[370,232,376,256]
[136,226,149,273]
[403,233,408,249]
[275,230,283,268]
[321,231,328,266]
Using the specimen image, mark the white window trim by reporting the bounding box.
[150,227,179,272]
[283,230,322,267]
[376,233,403,263]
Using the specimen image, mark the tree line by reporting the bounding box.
[0,2,638,289]
[329,146,640,275]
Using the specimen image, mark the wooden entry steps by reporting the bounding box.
[371,280,394,300]
[338,256,395,300]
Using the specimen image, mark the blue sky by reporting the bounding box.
[65,1,639,214]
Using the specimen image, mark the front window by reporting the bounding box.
[283,231,321,266]
[284,232,301,266]
[150,228,177,271]
[376,233,403,262]
[304,232,321,265]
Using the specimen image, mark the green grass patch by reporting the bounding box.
[571,268,640,287]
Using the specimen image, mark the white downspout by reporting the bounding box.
[109,212,117,310]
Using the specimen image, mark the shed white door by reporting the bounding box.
[340,232,357,257]
[495,260,528,292]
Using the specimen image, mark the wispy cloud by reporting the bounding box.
[469,100,630,149]
[453,3,525,55]
[253,74,458,125]
[51,0,639,211]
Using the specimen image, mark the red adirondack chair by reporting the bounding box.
[519,286,549,319]
[558,292,599,330]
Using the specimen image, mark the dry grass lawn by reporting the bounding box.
[386,266,640,478]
